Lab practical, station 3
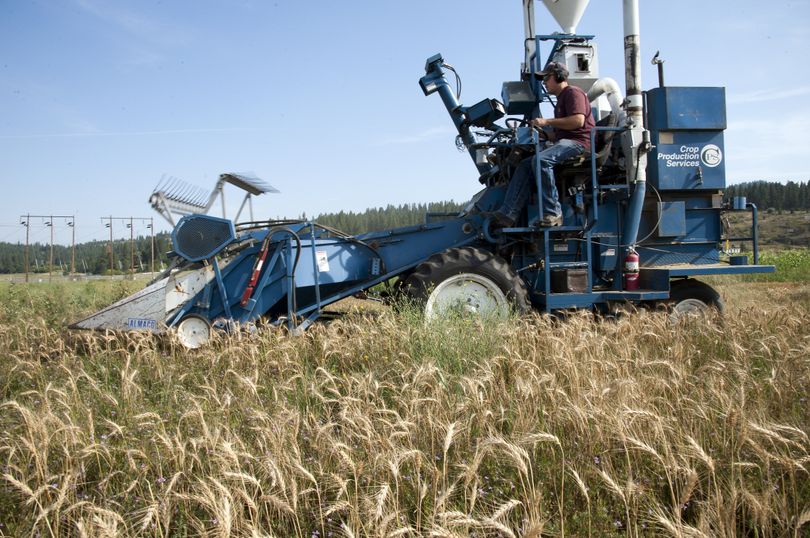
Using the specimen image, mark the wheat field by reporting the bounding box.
[1,280,808,537]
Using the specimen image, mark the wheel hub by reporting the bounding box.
[670,298,710,323]
[425,273,509,320]
[176,315,212,349]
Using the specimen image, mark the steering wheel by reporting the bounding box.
[505,117,530,129]
[505,117,548,142]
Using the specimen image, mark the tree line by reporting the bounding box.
[1,181,806,274]
[0,235,172,275]
[309,181,810,235]
[725,180,810,211]
[0,202,466,275]
[312,201,466,236]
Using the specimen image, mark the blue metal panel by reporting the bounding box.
[658,202,686,237]
[538,290,671,309]
[540,292,601,309]
[639,244,720,266]
[358,217,482,271]
[288,240,375,287]
[647,87,727,130]
[636,198,723,266]
[646,264,775,277]
[649,131,726,190]
[601,290,669,301]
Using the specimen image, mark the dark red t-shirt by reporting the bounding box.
[554,85,595,151]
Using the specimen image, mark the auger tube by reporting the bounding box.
[620,0,649,249]
[420,55,493,175]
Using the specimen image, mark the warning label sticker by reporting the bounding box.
[316,250,330,272]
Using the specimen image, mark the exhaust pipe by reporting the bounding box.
[621,0,649,249]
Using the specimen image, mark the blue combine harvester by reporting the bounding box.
[72,0,773,348]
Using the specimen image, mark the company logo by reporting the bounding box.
[700,144,723,168]
[127,318,157,330]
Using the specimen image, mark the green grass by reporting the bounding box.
[756,249,810,281]
[0,279,142,328]
[735,249,810,282]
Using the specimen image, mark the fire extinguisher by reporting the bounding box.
[624,247,640,290]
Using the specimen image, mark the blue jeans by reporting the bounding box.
[499,139,585,222]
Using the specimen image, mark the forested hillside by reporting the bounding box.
[313,201,466,236]
[0,202,467,274]
[726,180,809,210]
[0,235,172,275]
[2,181,808,274]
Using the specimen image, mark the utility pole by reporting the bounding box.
[147,218,155,276]
[128,217,134,278]
[105,216,114,279]
[103,216,152,279]
[68,219,76,275]
[46,217,53,282]
[21,214,74,283]
[20,215,30,283]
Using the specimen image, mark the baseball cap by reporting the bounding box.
[536,61,569,80]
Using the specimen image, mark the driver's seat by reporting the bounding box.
[554,112,619,196]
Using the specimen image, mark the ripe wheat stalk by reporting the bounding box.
[0,280,807,536]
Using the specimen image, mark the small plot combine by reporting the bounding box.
[71,0,772,347]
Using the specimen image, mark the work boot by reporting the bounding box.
[533,214,562,227]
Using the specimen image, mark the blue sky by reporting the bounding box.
[1,0,809,245]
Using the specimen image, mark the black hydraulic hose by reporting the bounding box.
[236,219,305,232]
[265,226,302,319]
[266,226,302,275]
[239,220,386,282]
[441,62,462,100]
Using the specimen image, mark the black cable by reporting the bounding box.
[147,256,182,285]
[441,62,462,100]
[265,226,302,272]
[241,220,387,280]
[236,219,304,232]
[309,223,387,275]
[598,177,663,249]
[259,226,302,319]
[633,182,663,246]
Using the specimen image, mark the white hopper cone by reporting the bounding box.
[541,0,590,34]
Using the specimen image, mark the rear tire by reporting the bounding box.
[668,279,724,322]
[404,247,530,320]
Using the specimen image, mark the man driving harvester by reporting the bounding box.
[491,61,595,227]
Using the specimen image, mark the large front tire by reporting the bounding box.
[404,247,530,320]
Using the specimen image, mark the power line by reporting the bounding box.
[19,214,74,283]
[102,216,154,279]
